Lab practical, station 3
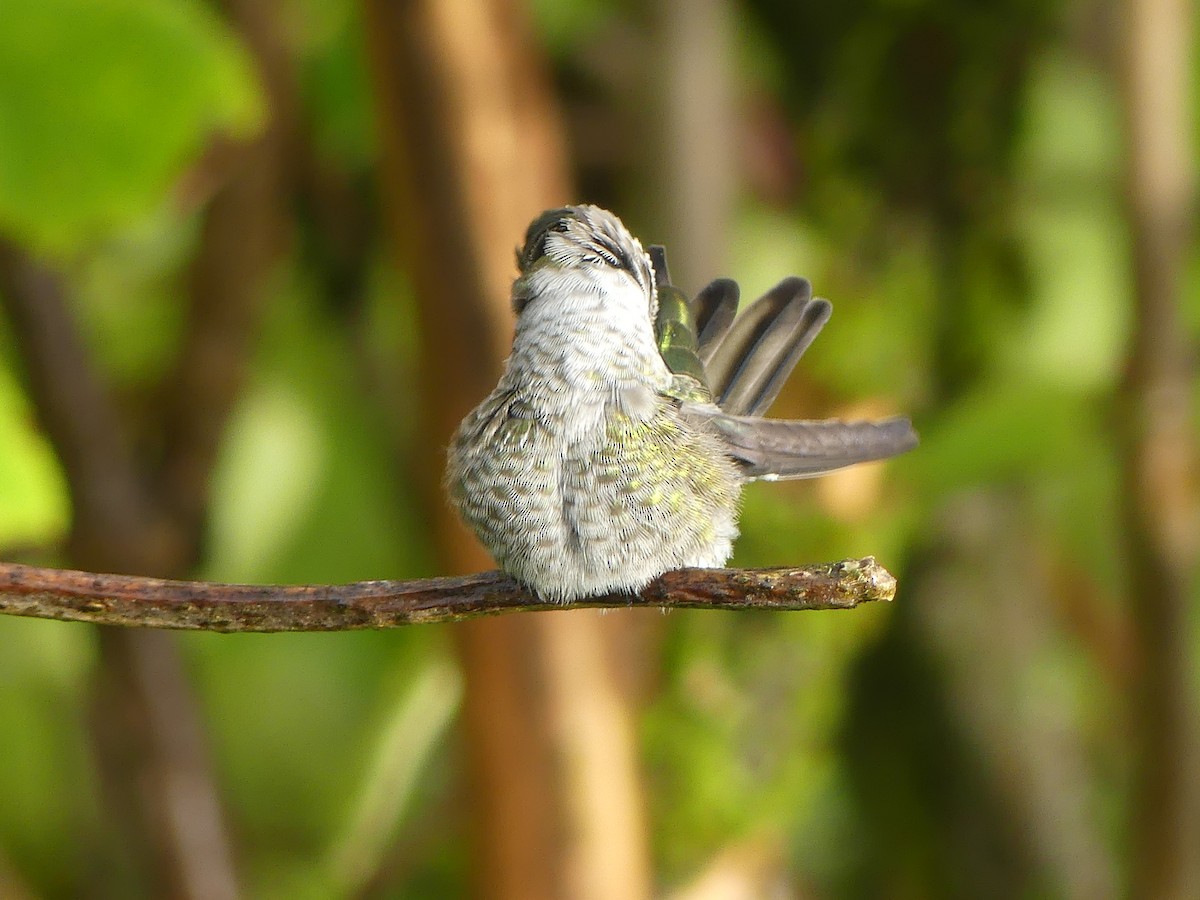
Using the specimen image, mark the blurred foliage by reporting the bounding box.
[0,0,1197,897]
[0,0,262,254]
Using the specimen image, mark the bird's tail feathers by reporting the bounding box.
[698,278,831,416]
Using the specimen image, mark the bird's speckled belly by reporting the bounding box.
[448,396,741,601]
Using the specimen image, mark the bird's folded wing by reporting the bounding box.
[688,410,919,480]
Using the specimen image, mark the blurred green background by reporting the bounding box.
[0,0,1196,897]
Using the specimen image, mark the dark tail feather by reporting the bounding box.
[648,245,672,286]
[691,278,739,358]
[705,414,919,480]
[701,278,831,416]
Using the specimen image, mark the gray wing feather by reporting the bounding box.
[691,411,918,480]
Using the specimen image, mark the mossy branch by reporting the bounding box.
[0,558,895,632]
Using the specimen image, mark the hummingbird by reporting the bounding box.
[445,205,917,601]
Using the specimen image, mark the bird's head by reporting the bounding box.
[513,205,656,320]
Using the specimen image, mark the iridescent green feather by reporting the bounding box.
[649,245,711,403]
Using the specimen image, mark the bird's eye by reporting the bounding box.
[552,220,570,233]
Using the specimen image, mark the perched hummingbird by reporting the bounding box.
[446,205,917,601]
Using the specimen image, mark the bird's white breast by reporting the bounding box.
[506,269,669,437]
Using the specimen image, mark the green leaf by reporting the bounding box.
[0,362,69,547]
[0,0,263,252]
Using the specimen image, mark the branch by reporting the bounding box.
[1120,0,1199,892]
[0,558,895,632]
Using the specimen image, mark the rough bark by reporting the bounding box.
[0,558,896,629]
